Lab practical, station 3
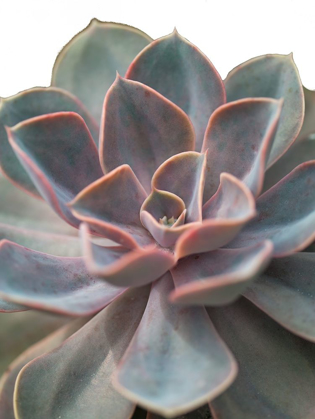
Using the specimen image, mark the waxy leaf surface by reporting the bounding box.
[70,165,153,248]
[175,173,255,258]
[171,241,272,306]
[114,273,237,417]
[209,298,315,419]
[152,152,206,223]
[15,287,150,419]
[0,311,69,377]
[126,30,225,150]
[0,240,125,316]
[0,318,87,419]
[8,112,103,227]
[101,77,195,193]
[263,138,315,191]
[202,98,282,201]
[225,54,304,167]
[297,87,315,141]
[52,20,152,123]
[81,224,176,287]
[230,161,315,256]
[244,253,315,342]
[0,87,98,197]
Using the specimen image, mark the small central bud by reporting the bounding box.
[159,215,177,227]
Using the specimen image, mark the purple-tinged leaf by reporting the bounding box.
[208,298,315,419]
[171,241,272,306]
[126,30,225,151]
[140,189,193,248]
[100,77,195,193]
[114,273,237,417]
[15,286,150,419]
[225,54,304,167]
[152,152,207,222]
[202,98,282,201]
[70,165,153,248]
[0,240,126,316]
[0,298,27,313]
[0,87,98,198]
[175,173,256,259]
[7,112,103,228]
[0,318,88,419]
[81,224,176,287]
[230,161,315,256]
[244,253,315,342]
[52,20,152,123]
[263,138,315,191]
[0,311,69,377]
[297,87,315,141]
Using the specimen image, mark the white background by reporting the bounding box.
[0,0,314,97]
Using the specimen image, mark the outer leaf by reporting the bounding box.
[100,76,195,192]
[0,299,27,313]
[0,87,98,197]
[244,253,315,342]
[263,138,315,191]
[202,98,282,201]
[0,240,126,316]
[126,30,225,150]
[0,311,69,377]
[230,161,315,256]
[170,241,272,306]
[81,224,176,287]
[7,112,103,227]
[15,286,150,419]
[70,165,153,248]
[225,54,304,167]
[114,273,237,418]
[152,152,207,223]
[175,173,256,259]
[297,87,315,141]
[0,318,87,419]
[52,19,152,123]
[140,189,192,248]
[208,298,315,419]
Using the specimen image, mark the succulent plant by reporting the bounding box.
[0,19,315,419]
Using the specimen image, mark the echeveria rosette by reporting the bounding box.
[0,20,314,419]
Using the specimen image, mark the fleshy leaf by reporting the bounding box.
[202,98,282,201]
[0,318,87,419]
[0,298,27,313]
[70,165,153,248]
[15,286,150,419]
[140,189,192,248]
[152,152,207,222]
[230,161,315,256]
[0,87,98,197]
[225,54,304,167]
[126,30,225,150]
[81,224,176,287]
[52,20,152,123]
[263,138,315,191]
[7,112,103,227]
[208,298,315,419]
[0,240,126,316]
[114,273,237,417]
[100,76,195,192]
[170,241,272,306]
[175,173,256,259]
[244,252,315,342]
[0,311,69,377]
[297,87,315,141]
